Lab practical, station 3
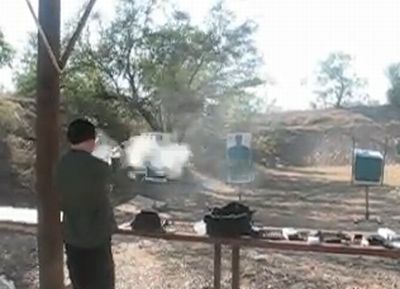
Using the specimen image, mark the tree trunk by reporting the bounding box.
[335,80,345,108]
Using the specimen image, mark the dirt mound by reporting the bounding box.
[0,98,36,207]
[253,105,400,166]
[185,105,400,168]
[258,105,400,128]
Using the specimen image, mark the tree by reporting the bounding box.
[0,29,13,68]
[70,0,263,138]
[386,63,400,107]
[312,52,368,109]
[14,0,263,140]
[14,33,142,142]
[14,33,37,97]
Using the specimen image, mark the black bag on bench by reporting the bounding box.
[131,210,165,233]
[204,202,254,238]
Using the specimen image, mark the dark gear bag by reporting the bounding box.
[204,202,255,238]
[131,210,165,233]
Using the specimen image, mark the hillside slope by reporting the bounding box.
[253,105,400,165]
[0,97,36,207]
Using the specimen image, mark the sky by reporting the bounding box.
[1,0,400,110]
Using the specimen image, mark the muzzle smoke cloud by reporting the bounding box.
[124,135,192,179]
[92,133,192,179]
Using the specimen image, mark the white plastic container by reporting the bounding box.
[377,228,396,240]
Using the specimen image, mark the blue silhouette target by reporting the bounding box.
[226,133,254,184]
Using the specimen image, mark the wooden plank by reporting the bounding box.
[214,243,222,289]
[231,246,240,289]
[116,229,400,259]
[2,222,400,259]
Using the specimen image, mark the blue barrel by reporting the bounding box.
[353,149,384,184]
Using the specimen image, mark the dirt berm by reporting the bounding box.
[252,105,400,166]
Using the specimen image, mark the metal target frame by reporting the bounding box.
[351,137,388,224]
[225,132,255,201]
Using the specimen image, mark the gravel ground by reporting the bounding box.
[2,166,400,288]
[2,231,400,289]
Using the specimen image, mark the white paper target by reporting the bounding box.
[226,132,253,184]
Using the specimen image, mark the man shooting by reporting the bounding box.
[56,118,116,289]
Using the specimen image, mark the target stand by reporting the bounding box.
[353,185,382,224]
[225,132,254,201]
[351,140,386,225]
[227,174,255,202]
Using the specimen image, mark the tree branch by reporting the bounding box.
[85,48,123,95]
[123,37,139,101]
[188,54,206,88]
[124,54,161,131]
[335,78,345,108]
[60,0,98,69]
[134,99,161,131]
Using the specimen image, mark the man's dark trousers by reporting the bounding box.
[65,242,115,289]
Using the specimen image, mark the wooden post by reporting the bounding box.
[231,246,240,289]
[351,137,356,185]
[365,186,370,220]
[213,243,222,289]
[36,0,63,288]
[381,138,388,186]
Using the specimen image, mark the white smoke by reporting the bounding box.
[92,144,113,165]
[91,131,192,179]
[92,129,121,165]
[125,135,192,179]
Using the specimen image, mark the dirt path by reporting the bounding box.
[2,165,400,288]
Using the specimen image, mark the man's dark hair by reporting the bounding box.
[67,119,96,145]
